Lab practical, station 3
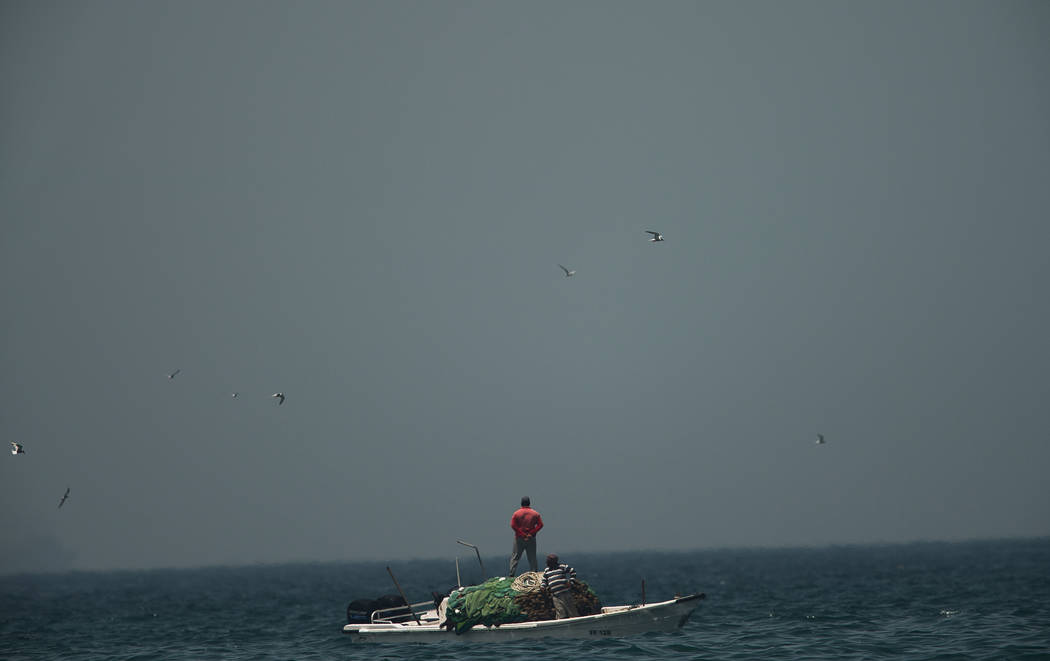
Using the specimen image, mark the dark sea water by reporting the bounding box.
[2,539,1048,660]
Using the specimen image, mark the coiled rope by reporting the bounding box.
[511,571,544,593]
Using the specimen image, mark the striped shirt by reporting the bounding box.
[541,564,576,595]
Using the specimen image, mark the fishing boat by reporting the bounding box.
[342,592,705,643]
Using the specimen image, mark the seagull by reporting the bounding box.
[645,230,664,242]
[10,442,24,455]
[231,392,239,398]
[558,264,576,277]
[58,487,70,509]
[815,434,826,445]
[167,369,181,380]
[272,392,285,405]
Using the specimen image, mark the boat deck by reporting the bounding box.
[343,594,705,643]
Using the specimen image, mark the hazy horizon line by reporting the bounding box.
[4,534,1046,578]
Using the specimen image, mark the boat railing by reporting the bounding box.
[371,600,437,624]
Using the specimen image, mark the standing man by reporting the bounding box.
[541,553,579,619]
[509,496,543,575]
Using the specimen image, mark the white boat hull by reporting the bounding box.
[343,594,704,643]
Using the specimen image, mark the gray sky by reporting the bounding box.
[2,0,1048,573]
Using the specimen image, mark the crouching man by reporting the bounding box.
[541,553,579,619]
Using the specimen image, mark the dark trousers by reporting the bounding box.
[509,536,537,575]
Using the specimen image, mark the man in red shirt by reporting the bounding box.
[509,496,544,575]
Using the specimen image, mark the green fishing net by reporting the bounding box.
[445,577,526,633]
[444,574,602,633]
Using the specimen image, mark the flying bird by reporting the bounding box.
[231,392,239,398]
[272,392,285,405]
[167,369,181,380]
[10,442,24,455]
[815,434,826,445]
[645,230,664,242]
[58,487,70,509]
[558,264,576,277]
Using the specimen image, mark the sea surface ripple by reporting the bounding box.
[2,539,1048,660]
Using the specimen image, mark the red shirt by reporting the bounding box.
[510,507,544,538]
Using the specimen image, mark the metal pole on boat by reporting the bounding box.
[456,539,486,578]
[386,566,422,625]
[456,557,462,588]
[641,579,646,606]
